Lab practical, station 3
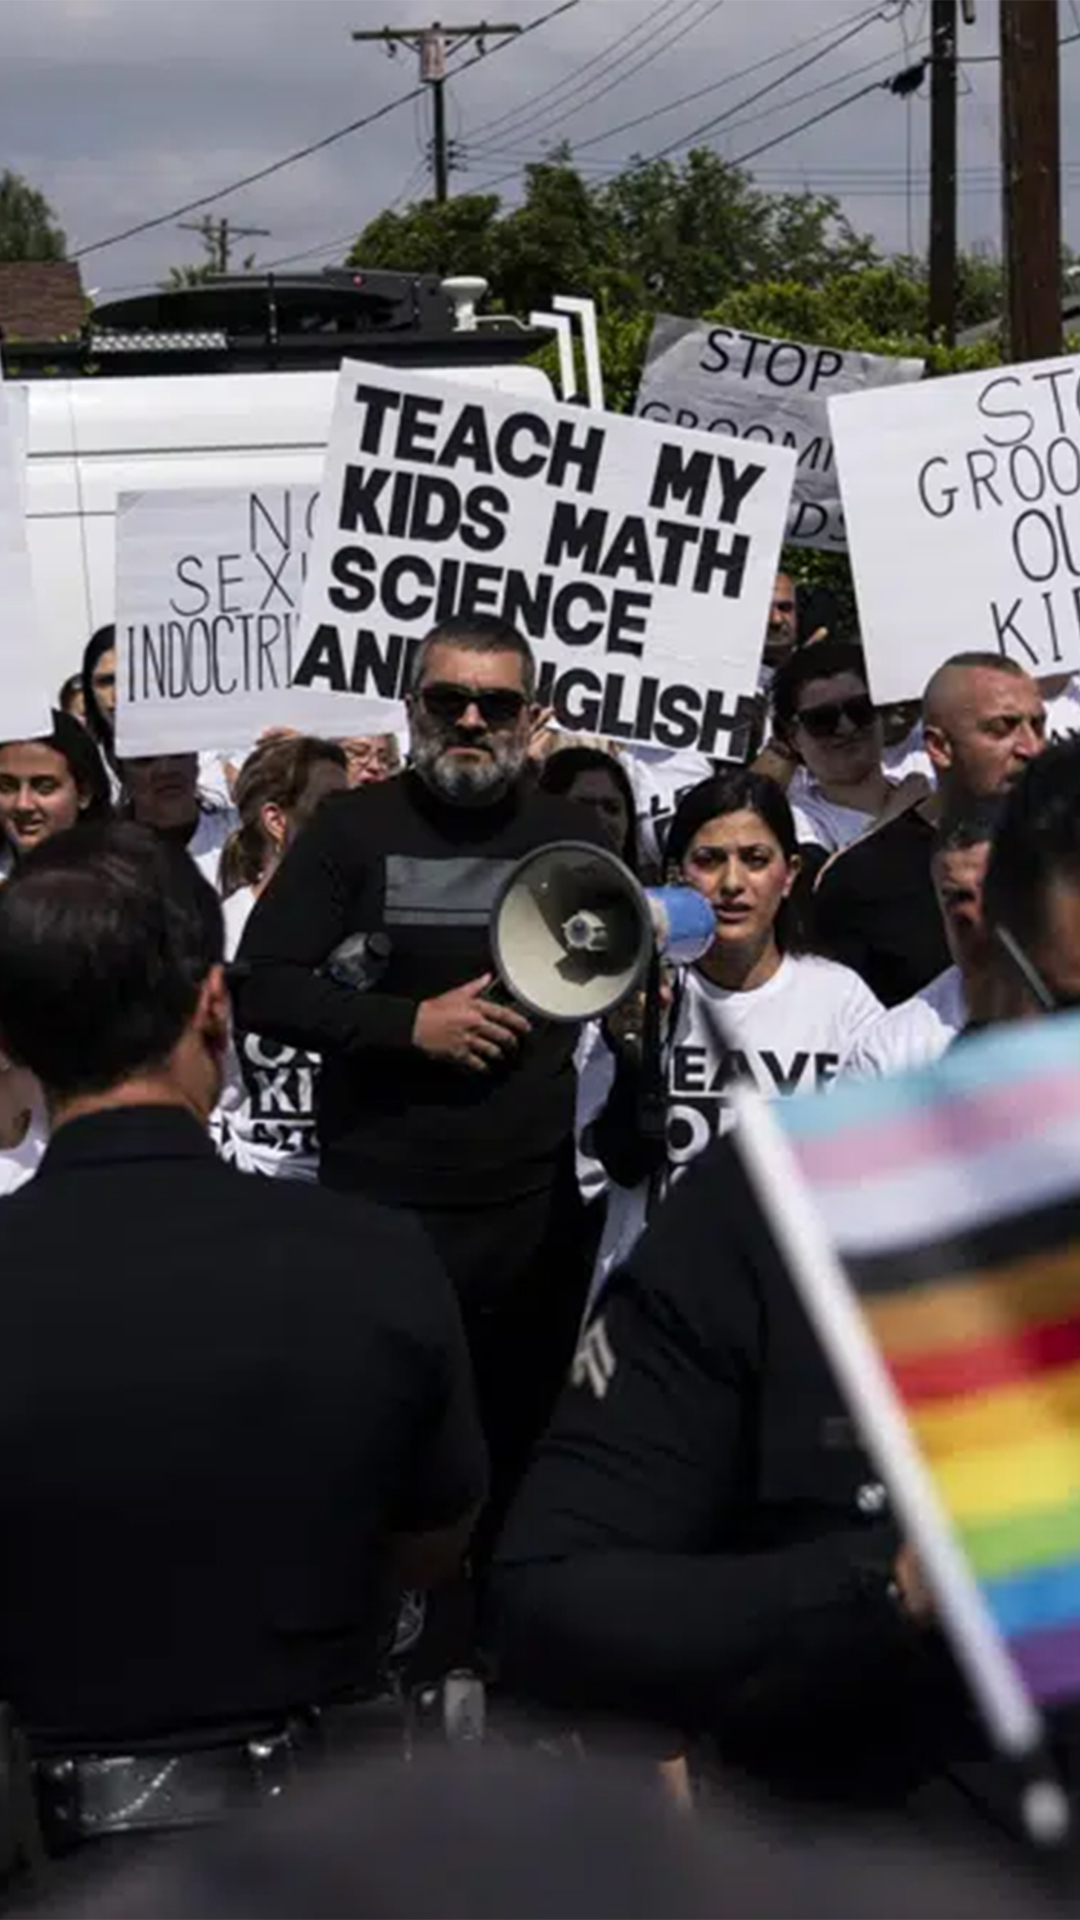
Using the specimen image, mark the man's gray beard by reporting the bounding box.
[411,736,526,806]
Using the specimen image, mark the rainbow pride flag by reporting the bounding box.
[775,1011,1080,1709]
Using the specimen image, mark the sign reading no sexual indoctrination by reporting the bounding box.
[831,354,1080,706]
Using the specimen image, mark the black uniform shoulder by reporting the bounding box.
[814,802,933,897]
[607,1133,770,1367]
[517,790,615,853]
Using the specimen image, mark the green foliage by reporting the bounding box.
[0,170,66,262]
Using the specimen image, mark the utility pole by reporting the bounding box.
[1000,0,1062,362]
[352,20,520,203]
[928,0,957,344]
[178,214,270,275]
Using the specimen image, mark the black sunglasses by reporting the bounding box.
[419,682,527,728]
[794,693,876,740]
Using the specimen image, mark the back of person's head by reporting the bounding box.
[934,795,1006,858]
[0,820,224,1101]
[538,745,640,872]
[57,673,84,719]
[982,739,1080,956]
[220,735,347,896]
[771,639,870,736]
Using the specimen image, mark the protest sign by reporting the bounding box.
[0,374,50,743]
[831,354,1080,706]
[635,316,923,552]
[115,484,397,756]
[296,359,796,758]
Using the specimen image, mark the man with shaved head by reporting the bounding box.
[812,653,1046,1005]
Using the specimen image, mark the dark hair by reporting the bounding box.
[934,796,1006,856]
[666,771,801,951]
[771,639,871,736]
[57,673,83,715]
[0,821,223,1097]
[220,736,347,896]
[538,745,640,873]
[81,623,118,768]
[409,614,537,701]
[0,710,112,837]
[982,740,1080,952]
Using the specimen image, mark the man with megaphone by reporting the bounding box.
[234,615,614,1540]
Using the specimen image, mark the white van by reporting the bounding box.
[21,361,554,682]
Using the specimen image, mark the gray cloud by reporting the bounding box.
[2,0,1075,305]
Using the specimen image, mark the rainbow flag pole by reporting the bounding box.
[732,1073,1072,1847]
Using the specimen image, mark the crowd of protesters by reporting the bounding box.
[0,576,1078,1913]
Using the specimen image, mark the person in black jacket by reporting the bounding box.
[488,1130,981,1812]
[0,823,485,1853]
[234,615,608,1528]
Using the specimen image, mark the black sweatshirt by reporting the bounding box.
[490,1134,972,1802]
[233,771,606,1209]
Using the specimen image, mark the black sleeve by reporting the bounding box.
[488,1140,912,1734]
[233,798,418,1057]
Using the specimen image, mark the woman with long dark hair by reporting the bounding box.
[577,771,883,1298]
[0,710,111,874]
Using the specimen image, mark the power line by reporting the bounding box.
[467,0,726,157]
[470,36,925,164]
[726,70,915,170]
[645,1,902,160]
[70,0,577,262]
[464,0,665,144]
[533,0,899,156]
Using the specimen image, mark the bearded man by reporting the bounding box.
[236,616,606,1527]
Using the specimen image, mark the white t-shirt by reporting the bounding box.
[186,804,238,892]
[788,771,881,852]
[883,720,935,784]
[0,1099,47,1198]
[842,966,967,1080]
[211,886,320,1181]
[624,746,716,869]
[578,952,883,1302]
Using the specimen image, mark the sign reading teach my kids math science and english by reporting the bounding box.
[295,359,796,758]
[830,353,1080,708]
[115,483,399,756]
[635,316,923,553]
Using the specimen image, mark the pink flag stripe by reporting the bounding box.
[793,1060,1080,1190]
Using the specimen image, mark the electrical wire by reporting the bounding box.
[548,2,905,157]
[467,0,723,158]
[726,69,917,171]
[464,0,668,144]
[470,35,927,166]
[70,0,578,262]
[644,1,902,161]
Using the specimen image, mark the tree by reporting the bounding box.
[349,148,879,318]
[0,170,66,262]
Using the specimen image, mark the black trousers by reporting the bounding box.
[412,1153,597,1553]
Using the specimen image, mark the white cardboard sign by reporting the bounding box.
[114,484,394,756]
[295,358,796,757]
[635,316,923,552]
[831,354,1080,706]
[0,373,50,743]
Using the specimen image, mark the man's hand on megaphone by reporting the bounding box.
[413,975,531,1073]
[603,973,674,1058]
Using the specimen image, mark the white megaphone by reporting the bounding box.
[490,840,717,1022]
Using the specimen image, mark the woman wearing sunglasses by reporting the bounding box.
[578,771,882,1300]
[771,641,926,854]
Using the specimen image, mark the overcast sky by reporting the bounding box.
[3,0,1078,306]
